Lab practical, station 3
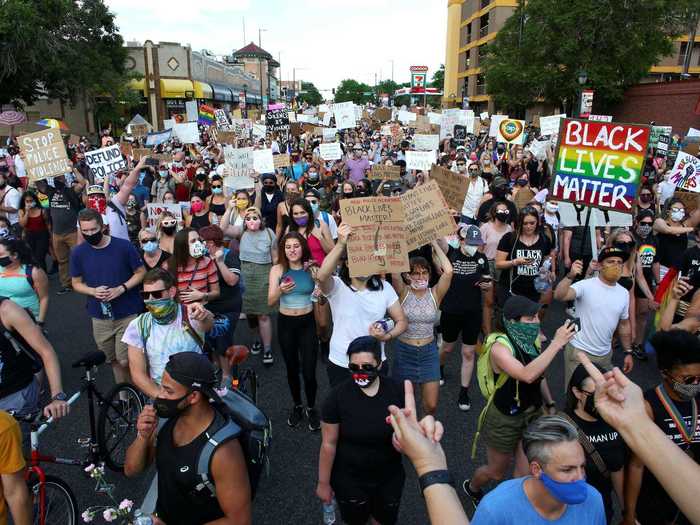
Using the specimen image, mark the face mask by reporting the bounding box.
[516,179,528,187]
[159,170,168,178]
[639,194,653,204]
[294,216,309,227]
[343,192,354,198]
[495,211,510,223]
[601,265,622,283]
[245,218,261,231]
[83,230,103,246]
[88,196,107,215]
[212,187,223,195]
[127,200,137,209]
[308,172,319,182]
[583,392,597,416]
[263,185,275,194]
[671,210,685,222]
[447,238,460,250]
[351,366,379,388]
[670,379,700,401]
[538,471,588,505]
[154,392,190,419]
[469,170,478,177]
[309,202,320,215]
[144,297,178,324]
[196,173,206,181]
[142,241,159,254]
[0,180,6,188]
[410,279,429,290]
[503,319,540,357]
[189,240,206,259]
[0,256,12,267]
[234,199,249,210]
[191,201,204,213]
[286,192,300,202]
[27,202,36,209]
[636,224,652,237]
[545,203,559,214]
[460,244,478,257]
[492,187,507,199]
[161,225,176,236]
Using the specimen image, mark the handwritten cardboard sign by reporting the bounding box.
[218,131,237,145]
[370,164,401,181]
[273,153,290,169]
[374,107,392,122]
[320,142,342,161]
[131,124,148,138]
[265,109,290,132]
[132,148,152,161]
[223,146,254,177]
[146,203,182,229]
[85,144,127,181]
[340,196,409,277]
[401,180,456,251]
[405,150,436,171]
[429,165,468,212]
[18,129,71,182]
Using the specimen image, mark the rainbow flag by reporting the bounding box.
[198,104,215,126]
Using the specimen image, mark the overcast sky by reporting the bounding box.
[105,0,447,92]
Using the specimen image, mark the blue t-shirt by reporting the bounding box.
[472,478,605,525]
[70,236,144,320]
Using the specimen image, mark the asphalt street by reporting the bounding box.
[38,275,663,524]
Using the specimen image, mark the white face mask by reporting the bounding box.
[189,240,206,259]
[410,279,429,290]
[671,209,685,222]
[461,244,478,257]
[545,202,559,214]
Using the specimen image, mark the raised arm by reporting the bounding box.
[431,240,454,304]
[317,223,351,294]
[114,156,146,206]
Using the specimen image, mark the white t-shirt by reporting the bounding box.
[13,154,26,179]
[461,176,488,219]
[121,308,205,384]
[0,186,21,225]
[570,276,629,357]
[105,199,129,241]
[326,276,399,368]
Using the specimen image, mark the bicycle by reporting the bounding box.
[15,350,143,525]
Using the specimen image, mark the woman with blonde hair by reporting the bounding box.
[604,228,639,348]
[156,210,178,253]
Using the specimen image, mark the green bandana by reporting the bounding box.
[503,319,540,357]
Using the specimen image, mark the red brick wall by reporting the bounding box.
[610,80,700,133]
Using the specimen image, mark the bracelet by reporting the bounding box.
[418,470,453,495]
[121,284,128,293]
[623,350,633,356]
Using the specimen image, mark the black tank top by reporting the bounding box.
[156,410,227,525]
[209,201,225,218]
[618,275,634,291]
[0,298,36,398]
[493,337,542,415]
[190,213,211,231]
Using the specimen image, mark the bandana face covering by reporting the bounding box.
[503,319,540,357]
[144,297,178,325]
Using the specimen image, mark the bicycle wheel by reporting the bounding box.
[28,474,78,525]
[98,382,143,472]
[237,368,258,405]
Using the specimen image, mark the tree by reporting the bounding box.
[297,81,322,106]
[430,65,444,90]
[482,0,699,115]
[334,79,374,104]
[0,0,133,109]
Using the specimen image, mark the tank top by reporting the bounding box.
[25,212,48,233]
[0,264,39,317]
[279,268,315,309]
[209,201,226,218]
[656,230,688,269]
[0,297,36,397]
[306,233,326,265]
[190,213,211,230]
[618,275,634,291]
[155,411,228,524]
[400,289,438,340]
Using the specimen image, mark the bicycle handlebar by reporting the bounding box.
[36,390,82,435]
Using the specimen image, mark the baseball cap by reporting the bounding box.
[86,185,104,196]
[456,145,466,151]
[598,246,627,263]
[459,224,484,245]
[503,295,541,320]
[164,352,218,390]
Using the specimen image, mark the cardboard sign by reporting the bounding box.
[131,124,148,138]
[265,109,290,132]
[405,150,436,171]
[223,146,253,177]
[253,148,274,173]
[681,139,700,158]
[550,118,650,213]
[171,122,200,144]
[215,109,230,130]
[489,115,509,138]
[496,118,526,145]
[374,107,392,123]
[401,180,456,251]
[370,164,401,181]
[413,115,432,133]
[68,134,81,146]
[85,144,127,181]
[413,134,439,151]
[333,102,356,130]
[273,153,290,169]
[429,165,468,212]
[320,142,342,161]
[145,129,172,147]
[539,114,566,136]
[668,151,700,193]
[218,131,237,145]
[132,148,151,161]
[339,197,409,277]
[674,190,699,215]
[146,203,182,229]
[18,129,71,182]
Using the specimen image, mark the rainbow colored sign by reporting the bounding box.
[551,119,650,213]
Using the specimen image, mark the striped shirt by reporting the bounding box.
[176,257,218,295]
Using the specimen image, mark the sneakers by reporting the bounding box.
[462,479,484,509]
[287,405,304,428]
[307,408,321,431]
[439,366,445,387]
[250,342,262,355]
[56,286,72,296]
[262,349,274,366]
[458,388,471,411]
[632,343,648,361]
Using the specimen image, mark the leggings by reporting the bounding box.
[25,230,50,270]
[278,311,318,407]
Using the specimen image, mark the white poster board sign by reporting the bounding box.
[252,148,275,173]
[405,150,436,171]
[322,128,338,142]
[333,101,356,130]
[185,100,199,123]
[428,112,442,126]
[398,110,417,124]
[319,142,342,161]
[539,114,566,136]
[172,122,200,144]
[489,115,509,138]
[146,203,182,229]
[413,134,440,151]
[223,146,254,177]
[85,144,127,181]
[669,151,700,193]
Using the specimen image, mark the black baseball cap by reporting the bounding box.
[165,352,217,390]
[598,246,627,263]
[503,295,541,320]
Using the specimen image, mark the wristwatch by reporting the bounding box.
[418,470,454,495]
[52,392,68,402]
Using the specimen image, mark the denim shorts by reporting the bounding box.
[391,339,440,384]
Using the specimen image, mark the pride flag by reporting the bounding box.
[198,104,215,126]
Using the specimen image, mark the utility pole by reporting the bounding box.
[681,11,699,77]
[259,28,267,109]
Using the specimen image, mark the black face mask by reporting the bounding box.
[263,185,275,194]
[495,211,510,223]
[154,392,190,419]
[343,192,354,198]
[161,225,176,236]
[492,187,507,199]
[196,173,206,181]
[583,393,597,417]
[0,180,7,188]
[83,230,103,246]
[0,256,12,267]
[351,365,379,388]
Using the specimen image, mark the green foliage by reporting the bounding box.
[0,0,132,108]
[482,0,699,114]
[334,79,374,104]
[431,65,445,90]
[297,81,323,106]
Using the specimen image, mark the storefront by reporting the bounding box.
[160,79,195,119]
[210,83,235,111]
[193,81,214,103]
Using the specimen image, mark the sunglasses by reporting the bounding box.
[667,373,700,385]
[161,221,176,228]
[212,185,222,189]
[348,363,376,372]
[141,288,167,300]
[306,199,319,204]
[140,238,157,244]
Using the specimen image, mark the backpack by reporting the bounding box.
[194,387,271,500]
[107,200,126,225]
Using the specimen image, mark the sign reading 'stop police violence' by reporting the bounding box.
[550,118,650,214]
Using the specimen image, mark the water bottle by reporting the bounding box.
[375,318,395,334]
[322,498,337,524]
[100,301,113,319]
[133,509,153,525]
[310,283,321,303]
[534,257,552,293]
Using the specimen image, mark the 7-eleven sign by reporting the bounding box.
[410,65,429,89]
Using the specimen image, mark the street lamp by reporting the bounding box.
[574,68,587,117]
[258,28,267,109]
[578,69,588,86]
[292,67,309,107]
[243,83,248,118]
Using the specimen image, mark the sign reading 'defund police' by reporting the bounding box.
[550,118,650,214]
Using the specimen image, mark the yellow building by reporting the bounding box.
[444,0,700,115]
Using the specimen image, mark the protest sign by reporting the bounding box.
[146,203,182,229]
[85,144,127,181]
[322,112,332,126]
[375,107,392,122]
[318,104,330,114]
[430,165,469,212]
[18,129,71,182]
[401,181,455,251]
[413,134,439,151]
[413,115,432,133]
[132,148,151,161]
[223,146,254,177]
[369,164,401,181]
[657,135,670,158]
[674,190,699,215]
[185,100,199,123]
[297,114,319,125]
[145,129,172,147]
[557,202,632,228]
[322,128,338,142]
[480,111,489,121]
[439,109,460,140]
[287,111,296,123]
[131,124,148,139]
[319,142,342,161]
[120,141,133,158]
[668,151,700,193]
[527,139,550,161]
[273,153,290,169]
[163,119,175,130]
[649,126,673,149]
[489,115,509,138]
[218,131,237,145]
[224,175,255,191]
[428,112,442,126]
[215,109,230,130]
[539,114,566,136]
[171,122,200,144]
[231,119,252,139]
[398,110,417,124]
[588,115,613,123]
[252,124,267,138]
[253,148,274,173]
[550,118,650,213]
[339,197,408,277]
[496,118,526,145]
[333,102,356,130]
[681,138,699,158]
[266,109,290,132]
[68,134,81,146]
[405,150,436,171]
[688,128,700,138]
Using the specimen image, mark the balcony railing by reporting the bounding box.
[479,25,490,38]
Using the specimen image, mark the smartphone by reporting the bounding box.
[571,317,581,332]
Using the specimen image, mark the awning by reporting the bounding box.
[193,81,213,100]
[159,79,195,99]
[210,83,234,102]
[128,78,145,93]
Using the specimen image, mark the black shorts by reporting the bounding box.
[440,311,482,345]
[332,468,405,525]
